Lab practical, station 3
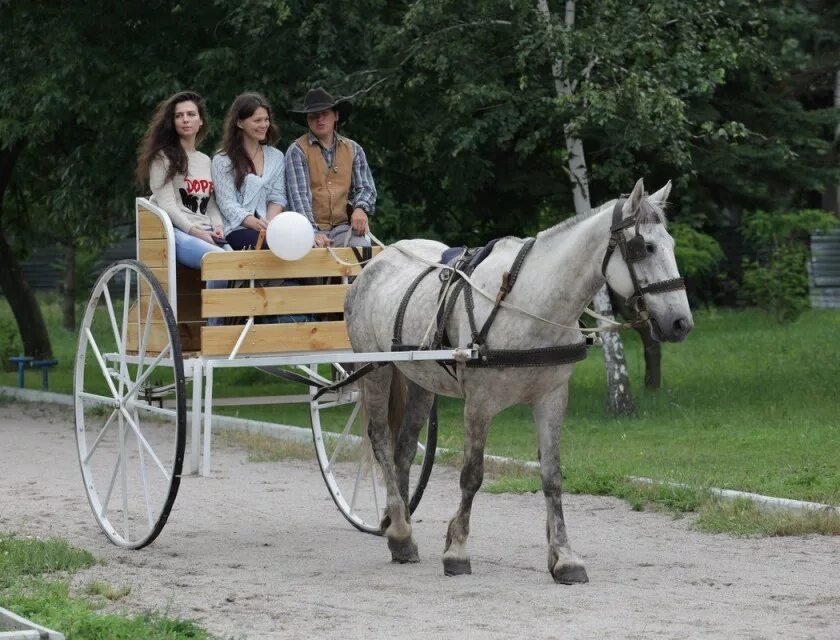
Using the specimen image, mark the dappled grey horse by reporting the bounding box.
[344,179,693,583]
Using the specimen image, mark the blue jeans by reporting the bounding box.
[173,228,229,326]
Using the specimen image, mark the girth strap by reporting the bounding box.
[467,341,589,368]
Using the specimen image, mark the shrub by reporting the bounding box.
[739,209,837,323]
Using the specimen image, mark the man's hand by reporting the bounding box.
[350,208,369,236]
[314,233,333,248]
[244,215,268,231]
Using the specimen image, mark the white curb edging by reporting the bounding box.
[3,386,838,516]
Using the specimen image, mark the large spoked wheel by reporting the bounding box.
[74,259,186,549]
[309,363,437,535]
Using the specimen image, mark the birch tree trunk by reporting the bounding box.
[536,0,635,414]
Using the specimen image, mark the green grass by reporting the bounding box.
[694,498,840,536]
[2,297,839,518]
[0,532,216,639]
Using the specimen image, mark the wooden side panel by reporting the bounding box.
[200,321,350,356]
[138,208,168,239]
[202,284,349,318]
[138,239,168,268]
[126,320,201,354]
[201,246,382,281]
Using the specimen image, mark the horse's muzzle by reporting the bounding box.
[649,315,693,343]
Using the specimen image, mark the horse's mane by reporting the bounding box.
[537,195,667,240]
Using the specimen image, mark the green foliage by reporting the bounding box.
[670,223,725,277]
[740,209,837,322]
[0,315,23,370]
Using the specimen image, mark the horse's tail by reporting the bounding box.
[388,365,407,447]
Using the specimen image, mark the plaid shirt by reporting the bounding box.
[285,133,376,229]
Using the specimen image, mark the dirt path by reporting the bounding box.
[1,402,838,639]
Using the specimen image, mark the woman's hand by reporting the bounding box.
[211,225,225,244]
[189,226,217,246]
[243,215,268,231]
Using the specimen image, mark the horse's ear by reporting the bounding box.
[628,178,645,213]
[648,181,672,208]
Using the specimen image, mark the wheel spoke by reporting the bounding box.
[349,445,369,515]
[120,415,129,541]
[118,269,132,400]
[100,421,128,519]
[327,401,361,473]
[135,411,154,530]
[78,390,120,408]
[131,401,178,420]
[102,286,124,355]
[85,328,122,401]
[136,288,156,383]
[120,406,170,481]
[83,408,119,464]
[124,345,171,401]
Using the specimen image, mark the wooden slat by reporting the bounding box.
[202,284,349,318]
[139,239,168,268]
[139,294,203,322]
[200,321,350,355]
[126,320,202,353]
[138,208,168,239]
[201,246,382,281]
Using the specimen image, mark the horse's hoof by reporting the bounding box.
[443,557,472,576]
[388,537,419,564]
[551,563,589,585]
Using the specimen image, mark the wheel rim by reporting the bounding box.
[74,260,185,549]
[309,364,436,535]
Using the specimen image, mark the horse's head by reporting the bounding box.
[602,179,693,342]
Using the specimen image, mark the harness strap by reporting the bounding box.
[392,265,436,348]
[467,341,589,368]
[465,238,536,346]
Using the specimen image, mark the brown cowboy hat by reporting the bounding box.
[286,87,352,127]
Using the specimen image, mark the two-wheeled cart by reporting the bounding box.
[74,198,472,548]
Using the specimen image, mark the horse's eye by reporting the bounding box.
[646,243,656,254]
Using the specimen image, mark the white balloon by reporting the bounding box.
[266,211,315,261]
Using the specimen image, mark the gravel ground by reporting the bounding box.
[1,401,838,640]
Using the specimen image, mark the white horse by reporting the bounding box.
[345,179,693,583]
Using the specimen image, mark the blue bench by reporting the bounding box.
[8,357,58,390]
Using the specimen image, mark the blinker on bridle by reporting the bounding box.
[600,198,685,322]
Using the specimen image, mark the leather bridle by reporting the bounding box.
[600,199,685,324]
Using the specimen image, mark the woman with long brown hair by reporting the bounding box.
[137,90,228,264]
[211,92,287,250]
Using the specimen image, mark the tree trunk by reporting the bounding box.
[537,0,635,414]
[834,69,839,217]
[62,241,76,331]
[0,142,53,360]
[609,287,661,390]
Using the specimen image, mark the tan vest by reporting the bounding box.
[297,134,354,230]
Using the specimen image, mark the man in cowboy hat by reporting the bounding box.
[285,87,376,248]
